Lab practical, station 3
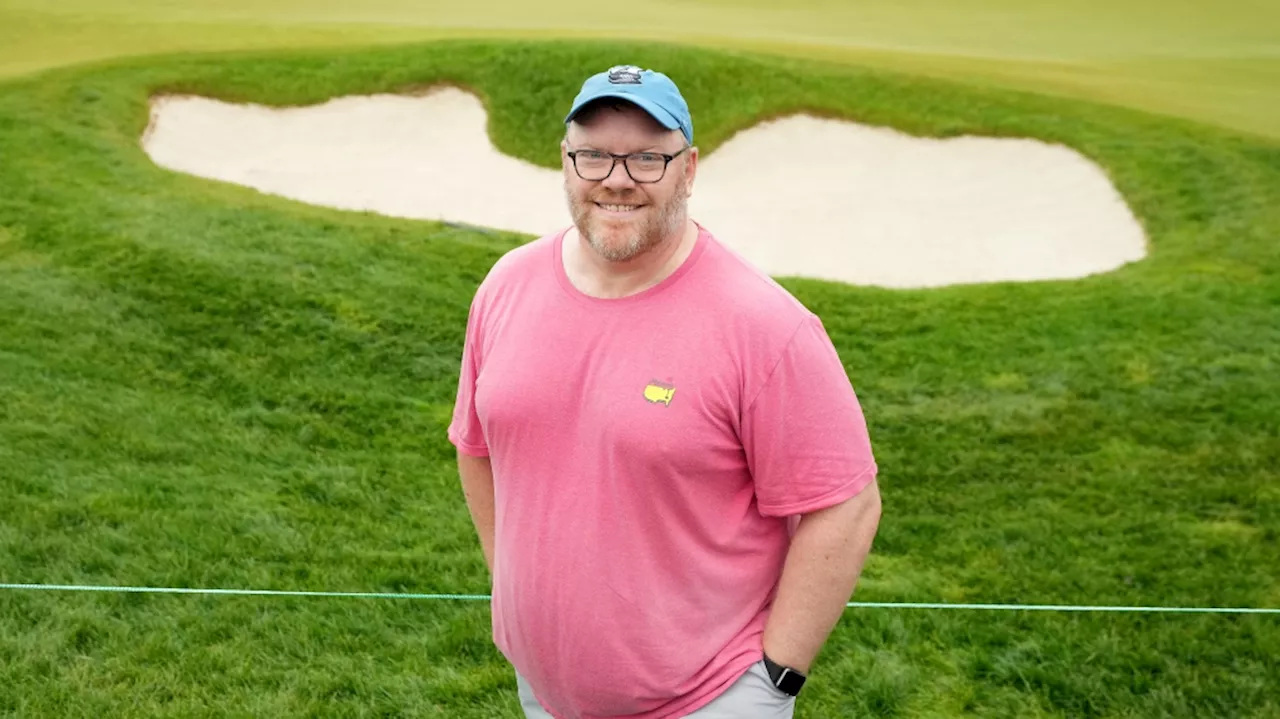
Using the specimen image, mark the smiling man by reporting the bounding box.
[448,65,882,719]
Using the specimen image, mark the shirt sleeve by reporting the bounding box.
[447,295,490,457]
[741,313,877,517]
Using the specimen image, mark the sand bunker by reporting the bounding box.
[141,86,1147,288]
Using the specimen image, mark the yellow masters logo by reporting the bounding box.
[643,380,676,407]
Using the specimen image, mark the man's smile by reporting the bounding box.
[595,202,644,215]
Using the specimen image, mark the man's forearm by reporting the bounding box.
[762,479,882,673]
[458,452,496,575]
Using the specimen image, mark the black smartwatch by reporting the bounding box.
[761,653,806,697]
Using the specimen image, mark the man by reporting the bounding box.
[447,64,882,719]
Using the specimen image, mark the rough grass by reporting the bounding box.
[1,0,1278,139]
[0,39,1278,717]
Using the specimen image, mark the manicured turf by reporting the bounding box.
[0,38,1278,717]
[1,0,1277,139]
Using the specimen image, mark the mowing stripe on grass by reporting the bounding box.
[3,584,1277,614]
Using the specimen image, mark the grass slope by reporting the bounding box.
[1,39,1278,717]
[0,0,1278,140]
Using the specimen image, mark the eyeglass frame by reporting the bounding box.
[565,146,691,184]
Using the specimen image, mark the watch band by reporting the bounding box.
[761,653,806,696]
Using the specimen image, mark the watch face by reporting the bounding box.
[762,656,805,696]
[780,670,805,696]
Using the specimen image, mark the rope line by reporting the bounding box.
[3,583,1277,614]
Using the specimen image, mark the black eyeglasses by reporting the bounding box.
[566,147,689,183]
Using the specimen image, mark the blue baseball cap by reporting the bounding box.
[564,65,693,144]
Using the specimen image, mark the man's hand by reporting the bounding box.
[761,479,882,673]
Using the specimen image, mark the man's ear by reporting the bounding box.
[685,146,699,198]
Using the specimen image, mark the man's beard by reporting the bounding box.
[566,174,688,263]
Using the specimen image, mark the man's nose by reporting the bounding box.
[601,158,637,191]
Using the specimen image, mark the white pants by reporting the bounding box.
[516,661,797,718]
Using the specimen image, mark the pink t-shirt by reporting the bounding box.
[448,224,877,719]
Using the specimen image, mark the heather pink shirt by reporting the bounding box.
[448,224,877,719]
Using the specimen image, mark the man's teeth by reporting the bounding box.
[600,203,639,212]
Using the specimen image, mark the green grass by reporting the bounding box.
[1,0,1278,140]
[1,38,1279,717]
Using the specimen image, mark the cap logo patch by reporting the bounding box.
[607,65,644,84]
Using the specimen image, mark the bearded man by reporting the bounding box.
[448,64,883,719]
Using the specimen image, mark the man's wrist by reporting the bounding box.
[761,634,813,674]
[761,651,807,697]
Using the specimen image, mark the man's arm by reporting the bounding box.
[458,452,496,576]
[761,479,882,673]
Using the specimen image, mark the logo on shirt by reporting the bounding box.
[643,380,676,407]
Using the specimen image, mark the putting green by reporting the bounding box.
[1,0,1277,140]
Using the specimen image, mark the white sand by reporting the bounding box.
[141,86,1147,289]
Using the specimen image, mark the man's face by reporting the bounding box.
[562,104,697,263]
